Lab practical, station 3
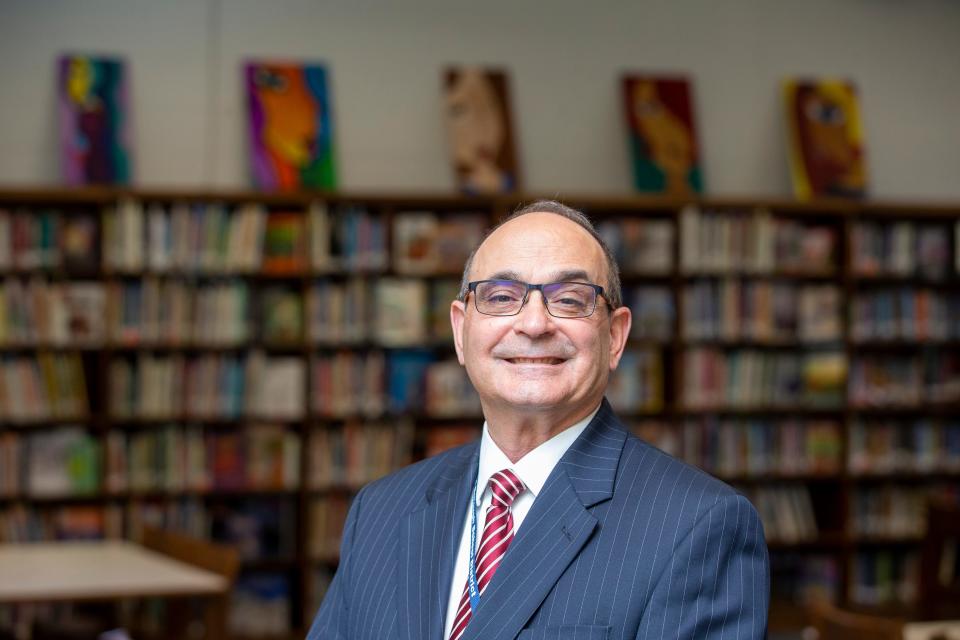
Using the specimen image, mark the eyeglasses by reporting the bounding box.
[466,279,606,318]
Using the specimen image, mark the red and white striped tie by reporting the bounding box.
[448,468,525,640]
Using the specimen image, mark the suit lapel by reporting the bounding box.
[462,400,627,640]
[397,443,479,640]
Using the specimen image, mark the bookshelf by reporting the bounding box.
[0,187,958,636]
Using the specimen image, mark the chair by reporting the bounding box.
[140,527,240,640]
[919,499,960,621]
[807,599,905,640]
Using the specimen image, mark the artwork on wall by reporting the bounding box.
[442,67,520,195]
[622,74,703,196]
[783,78,868,200]
[58,55,132,185]
[245,61,337,191]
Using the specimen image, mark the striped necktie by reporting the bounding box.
[448,468,525,640]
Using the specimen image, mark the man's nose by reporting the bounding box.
[512,290,555,335]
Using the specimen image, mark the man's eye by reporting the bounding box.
[487,292,520,303]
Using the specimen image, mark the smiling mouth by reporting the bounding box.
[506,357,565,365]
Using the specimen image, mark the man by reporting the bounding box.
[308,200,770,639]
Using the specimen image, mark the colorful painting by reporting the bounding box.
[443,67,519,194]
[784,78,867,200]
[58,55,132,185]
[245,62,337,190]
[623,75,703,196]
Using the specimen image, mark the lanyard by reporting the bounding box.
[466,474,482,612]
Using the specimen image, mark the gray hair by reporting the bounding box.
[457,200,623,310]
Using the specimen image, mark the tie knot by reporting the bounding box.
[488,469,524,506]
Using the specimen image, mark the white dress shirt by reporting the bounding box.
[442,404,600,638]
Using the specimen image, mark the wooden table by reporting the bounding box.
[904,621,960,640]
[0,540,229,637]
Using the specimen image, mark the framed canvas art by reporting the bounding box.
[443,67,519,194]
[622,74,703,196]
[246,62,337,190]
[784,78,868,200]
[58,55,132,185]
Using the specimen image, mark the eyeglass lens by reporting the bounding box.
[474,280,597,317]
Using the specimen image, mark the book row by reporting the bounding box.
[671,418,841,477]
[851,221,953,280]
[679,207,837,274]
[850,288,960,342]
[738,485,818,543]
[14,203,960,281]
[681,349,846,409]
[849,484,960,538]
[849,353,960,407]
[849,550,918,606]
[72,201,490,277]
[106,425,301,494]
[0,421,421,498]
[307,421,414,490]
[848,420,960,474]
[0,354,88,421]
[109,352,305,420]
[682,281,841,343]
[311,351,483,417]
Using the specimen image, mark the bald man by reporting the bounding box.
[308,200,769,640]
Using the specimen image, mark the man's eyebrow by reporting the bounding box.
[483,269,593,283]
[486,270,523,281]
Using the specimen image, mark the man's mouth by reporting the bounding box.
[505,357,565,365]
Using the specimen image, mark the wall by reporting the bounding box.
[1,0,958,199]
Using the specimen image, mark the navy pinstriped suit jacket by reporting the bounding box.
[307,399,769,639]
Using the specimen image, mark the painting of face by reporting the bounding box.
[246,62,337,190]
[443,67,519,194]
[58,55,131,185]
[450,212,631,427]
[623,75,703,195]
[785,79,867,199]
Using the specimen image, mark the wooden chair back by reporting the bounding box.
[919,499,960,620]
[141,526,240,583]
[140,526,240,640]
[808,599,905,640]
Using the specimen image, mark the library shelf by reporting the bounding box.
[0,186,958,632]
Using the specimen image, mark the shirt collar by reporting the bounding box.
[475,403,601,503]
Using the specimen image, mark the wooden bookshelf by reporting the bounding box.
[0,186,958,636]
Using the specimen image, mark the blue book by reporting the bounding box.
[387,349,434,413]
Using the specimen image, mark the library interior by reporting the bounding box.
[1,1,960,639]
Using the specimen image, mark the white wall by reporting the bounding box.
[1,0,959,199]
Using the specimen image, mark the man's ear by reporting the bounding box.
[451,299,467,365]
[607,305,632,370]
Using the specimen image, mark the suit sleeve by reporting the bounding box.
[306,485,366,640]
[636,493,770,640]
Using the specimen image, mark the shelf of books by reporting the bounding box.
[0,187,958,635]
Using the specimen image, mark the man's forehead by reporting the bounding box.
[473,212,605,275]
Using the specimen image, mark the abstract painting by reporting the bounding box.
[246,62,337,190]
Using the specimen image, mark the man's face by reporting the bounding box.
[450,212,631,422]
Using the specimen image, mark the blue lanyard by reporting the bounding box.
[466,474,482,612]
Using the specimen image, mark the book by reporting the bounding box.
[599,218,674,275]
[260,286,303,344]
[60,213,100,272]
[373,278,427,346]
[622,75,703,195]
[58,55,132,185]
[443,67,519,194]
[245,62,336,190]
[262,212,306,274]
[783,78,867,199]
